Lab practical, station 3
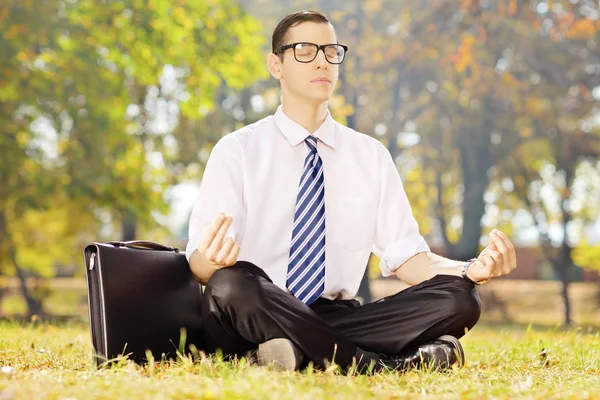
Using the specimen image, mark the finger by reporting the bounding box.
[478,245,492,257]
[491,232,508,263]
[206,216,232,261]
[488,232,499,251]
[224,242,240,267]
[215,237,235,264]
[495,232,515,274]
[198,213,226,252]
[493,250,512,275]
[495,230,517,269]
[483,250,503,277]
[483,255,494,269]
[493,230,509,253]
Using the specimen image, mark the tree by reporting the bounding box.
[0,0,266,315]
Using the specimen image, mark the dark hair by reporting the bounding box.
[272,10,333,59]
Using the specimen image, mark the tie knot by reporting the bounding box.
[305,135,318,152]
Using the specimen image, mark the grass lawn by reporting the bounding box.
[0,321,599,399]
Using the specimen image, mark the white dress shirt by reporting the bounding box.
[186,105,430,300]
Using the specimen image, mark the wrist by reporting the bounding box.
[461,258,488,285]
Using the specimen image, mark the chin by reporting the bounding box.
[306,92,332,105]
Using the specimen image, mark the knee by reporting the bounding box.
[446,285,482,329]
[204,265,262,311]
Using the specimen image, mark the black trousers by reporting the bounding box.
[201,261,481,370]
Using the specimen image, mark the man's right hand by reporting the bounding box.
[197,213,240,269]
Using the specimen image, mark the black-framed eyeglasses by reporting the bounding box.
[275,42,348,64]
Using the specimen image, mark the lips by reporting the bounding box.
[311,77,331,83]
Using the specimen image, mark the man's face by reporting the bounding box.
[270,22,340,106]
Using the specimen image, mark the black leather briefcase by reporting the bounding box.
[83,240,204,366]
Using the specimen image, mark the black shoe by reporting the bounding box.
[246,338,304,371]
[379,335,465,372]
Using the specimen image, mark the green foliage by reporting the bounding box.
[0,0,266,301]
[573,240,600,273]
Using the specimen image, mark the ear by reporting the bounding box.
[267,53,283,80]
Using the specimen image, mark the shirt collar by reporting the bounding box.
[274,105,337,149]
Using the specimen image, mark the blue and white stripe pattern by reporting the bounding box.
[286,135,325,305]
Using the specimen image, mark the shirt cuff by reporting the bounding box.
[185,231,204,262]
[379,237,430,277]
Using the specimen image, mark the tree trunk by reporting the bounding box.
[553,259,572,326]
[121,211,137,241]
[387,78,402,162]
[346,2,371,303]
[357,267,372,304]
[9,247,43,316]
[1,209,43,316]
[555,141,574,326]
[451,125,492,260]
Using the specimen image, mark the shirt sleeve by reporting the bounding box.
[185,135,246,262]
[372,143,430,276]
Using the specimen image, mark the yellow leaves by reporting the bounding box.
[140,47,152,59]
[401,10,411,26]
[449,34,475,74]
[329,10,347,23]
[347,18,358,30]
[519,127,532,138]
[372,51,384,64]
[8,205,81,275]
[232,53,243,64]
[420,47,440,60]
[3,24,26,40]
[573,240,600,272]
[524,96,552,118]
[515,138,553,170]
[171,7,194,31]
[0,7,9,23]
[81,17,92,30]
[441,80,460,97]
[187,75,198,86]
[568,19,596,40]
[329,94,353,123]
[558,116,578,132]
[364,0,382,13]
[57,35,75,51]
[16,51,28,62]
[367,253,381,280]
[85,36,97,47]
[508,0,519,16]
[501,73,519,87]
[477,25,488,42]
[151,18,164,31]
[171,6,187,22]
[462,34,476,46]
[16,131,30,146]
[60,174,71,186]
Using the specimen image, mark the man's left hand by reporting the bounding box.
[467,229,517,283]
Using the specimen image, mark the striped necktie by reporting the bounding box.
[286,135,326,305]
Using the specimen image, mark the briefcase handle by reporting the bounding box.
[107,240,180,253]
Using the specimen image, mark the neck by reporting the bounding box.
[281,98,328,133]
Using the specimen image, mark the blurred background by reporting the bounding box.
[1,0,599,328]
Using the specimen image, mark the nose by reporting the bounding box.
[314,48,328,69]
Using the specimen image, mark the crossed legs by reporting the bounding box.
[201,262,481,370]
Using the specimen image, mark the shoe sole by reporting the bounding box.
[437,335,465,368]
[256,338,299,371]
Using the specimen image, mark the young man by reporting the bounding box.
[185,10,517,372]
